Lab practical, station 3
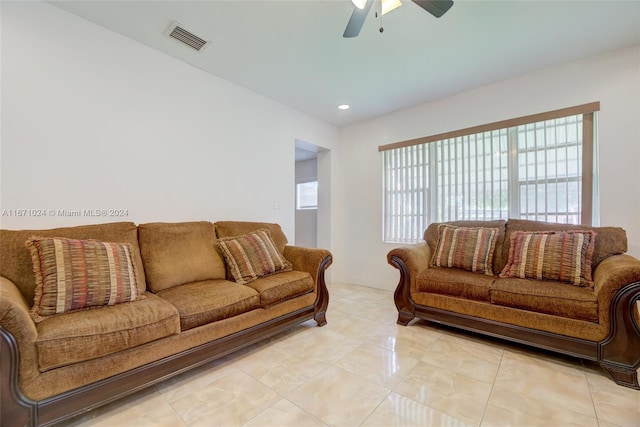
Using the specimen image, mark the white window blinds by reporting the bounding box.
[382,144,429,243]
[380,103,599,243]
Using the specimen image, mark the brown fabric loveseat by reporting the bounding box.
[387,219,640,389]
[1,220,331,426]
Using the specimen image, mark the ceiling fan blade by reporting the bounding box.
[411,0,454,18]
[343,0,374,38]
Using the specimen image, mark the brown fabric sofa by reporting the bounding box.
[1,220,332,426]
[387,219,640,389]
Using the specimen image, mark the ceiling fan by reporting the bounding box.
[343,0,454,38]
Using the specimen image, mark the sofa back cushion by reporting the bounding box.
[215,221,288,254]
[138,221,226,293]
[0,222,145,305]
[425,220,507,275]
[501,219,627,273]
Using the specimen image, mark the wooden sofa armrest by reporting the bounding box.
[283,246,332,283]
[387,243,432,280]
[593,254,640,322]
[283,246,332,326]
[592,254,640,389]
[387,242,432,325]
[1,276,38,357]
[1,276,40,424]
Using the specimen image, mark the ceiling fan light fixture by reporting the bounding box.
[351,0,367,10]
[382,0,403,15]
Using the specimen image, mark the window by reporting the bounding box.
[380,103,599,243]
[296,180,318,210]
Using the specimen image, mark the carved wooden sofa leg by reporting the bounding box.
[600,362,640,390]
[314,311,327,327]
[396,311,415,326]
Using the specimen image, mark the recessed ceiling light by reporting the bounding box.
[338,104,350,110]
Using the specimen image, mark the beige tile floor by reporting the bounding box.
[62,282,640,427]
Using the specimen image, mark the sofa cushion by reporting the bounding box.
[156,280,260,331]
[0,222,146,305]
[416,267,494,302]
[490,278,598,322]
[26,236,141,321]
[431,224,500,275]
[215,221,288,254]
[425,220,507,275]
[217,229,292,285]
[35,292,180,372]
[499,230,596,287]
[501,219,627,272]
[245,270,314,307]
[138,222,226,293]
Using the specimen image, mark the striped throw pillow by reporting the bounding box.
[217,229,292,285]
[26,237,141,321]
[499,230,597,287]
[431,224,499,275]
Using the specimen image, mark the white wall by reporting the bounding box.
[334,45,640,290]
[0,1,338,242]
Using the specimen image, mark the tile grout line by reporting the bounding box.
[477,347,505,427]
[151,382,189,426]
[581,359,603,427]
[358,389,393,427]
[237,354,334,427]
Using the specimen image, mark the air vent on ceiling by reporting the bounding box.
[165,21,210,52]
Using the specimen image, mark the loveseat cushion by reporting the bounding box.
[500,219,627,272]
[499,230,596,288]
[425,220,507,275]
[490,278,598,322]
[156,280,260,331]
[0,222,146,305]
[431,224,500,275]
[35,292,180,372]
[138,222,226,293]
[245,271,314,307]
[416,267,494,302]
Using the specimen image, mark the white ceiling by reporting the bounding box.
[49,1,640,127]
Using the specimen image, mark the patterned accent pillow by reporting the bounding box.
[217,229,292,285]
[26,236,141,321]
[499,230,597,287]
[431,224,500,275]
